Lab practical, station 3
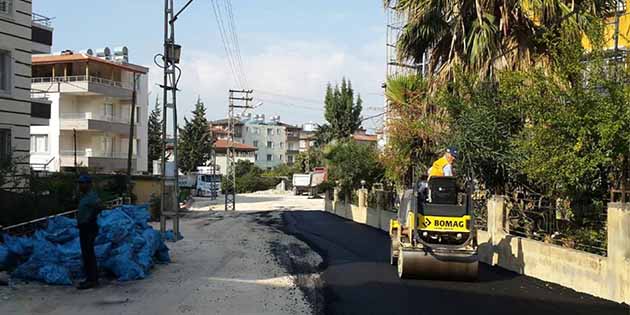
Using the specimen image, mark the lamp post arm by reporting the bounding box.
[171,0,195,23]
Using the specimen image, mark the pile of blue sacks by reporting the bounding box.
[0,205,171,285]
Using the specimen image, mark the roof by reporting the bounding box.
[32,53,149,74]
[214,140,257,152]
[210,118,243,126]
[353,134,378,142]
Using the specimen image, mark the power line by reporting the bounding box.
[255,89,323,105]
[210,0,243,88]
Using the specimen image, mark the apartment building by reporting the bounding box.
[211,114,290,170]
[212,139,256,174]
[0,0,53,184]
[285,124,300,164]
[298,122,317,153]
[30,48,149,173]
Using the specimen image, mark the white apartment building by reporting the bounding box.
[29,48,149,173]
[211,114,293,170]
[212,139,256,174]
[0,0,53,186]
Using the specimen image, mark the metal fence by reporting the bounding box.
[505,193,607,256]
[472,189,489,231]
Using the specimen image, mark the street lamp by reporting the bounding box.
[166,43,182,64]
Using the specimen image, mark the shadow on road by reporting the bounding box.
[281,211,629,315]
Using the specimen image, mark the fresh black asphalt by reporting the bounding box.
[281,211,629,315]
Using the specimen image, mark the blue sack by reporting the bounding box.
[45,216,78,243]
[0,243,11,269]
[121,204,151,229]
[97,209,134,244]
[3,234,34,257]
[38,264,72,285]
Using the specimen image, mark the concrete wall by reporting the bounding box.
[323,191,630,304]
[326,188,397,232]
[132,175,161,204]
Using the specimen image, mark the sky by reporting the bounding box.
[36,0,387,131]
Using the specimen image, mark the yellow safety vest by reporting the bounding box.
[428,157,450,177]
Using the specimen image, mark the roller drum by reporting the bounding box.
[397,249,478,281]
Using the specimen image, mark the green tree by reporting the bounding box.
[385,0,615,83]
[147,96,163,173]
[382,74,448,187]
[222,160,279,193]
[295,148,324,172]
[178,97,214,173]
[317,78,363,143]
[325,141,384,194]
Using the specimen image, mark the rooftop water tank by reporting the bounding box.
[95,47,112,60]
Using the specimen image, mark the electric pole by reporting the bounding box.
[226,89,253,211]
[158,0,194,235]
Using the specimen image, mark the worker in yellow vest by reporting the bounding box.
[428,147,458,180]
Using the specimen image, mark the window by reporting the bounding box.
[279,142,284,149]
[103,103,114,120]
[0,50,11,94]
[255,154,258,161]
[289,143,295,150]
[288,155,294,164]
[267,141,273,149]
[0,1,12,15]
[266,154,272,161]
[267,128,273,136]
[135,106,140,123]
[279,154,283,161]
[277,129,282,135]
[253,140,259,147]
[30,135,48,153]
[0,129,10,162]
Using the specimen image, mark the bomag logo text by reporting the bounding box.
[433,219,464,228]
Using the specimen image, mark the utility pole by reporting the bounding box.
[127,74,138,198]
[226,89,253,211]
[158,0,194,234]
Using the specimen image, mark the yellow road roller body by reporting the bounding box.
[389,176,479,281]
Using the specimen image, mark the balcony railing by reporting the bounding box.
[32,75,130,89]
[61,150,135,159]
[32,13,53,27]
[60,112,129,124]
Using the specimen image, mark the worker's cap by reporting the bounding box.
[77,175,93,184]
[446,147,459,159]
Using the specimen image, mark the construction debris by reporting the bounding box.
[0,205,171,285]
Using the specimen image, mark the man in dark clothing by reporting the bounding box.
[76,175,102,290]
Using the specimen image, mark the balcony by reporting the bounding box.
[32,76,133,98]
[60,149,135,171]
[60,112,135,135]
[32,13,53,54]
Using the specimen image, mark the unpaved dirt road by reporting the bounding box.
[0,192,325,315]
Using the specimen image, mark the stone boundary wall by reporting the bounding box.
[324,189,630,304]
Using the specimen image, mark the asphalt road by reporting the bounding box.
[282,211,629,315]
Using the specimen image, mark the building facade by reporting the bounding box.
[211,114,290,170]
[0,0,53,186]
[212,139,256,174]
[30,49,149,173]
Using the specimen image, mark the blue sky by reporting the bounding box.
[37,1,386,129]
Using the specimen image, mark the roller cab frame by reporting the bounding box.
[389,176,479,281]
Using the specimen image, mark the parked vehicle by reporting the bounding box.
[179,166,222,198]
[292,167,327,196]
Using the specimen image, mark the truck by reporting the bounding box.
[179,166,222,198]
[292,167,327,196]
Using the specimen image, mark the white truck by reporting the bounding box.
[179,166,222,198]
[292,167,327,196]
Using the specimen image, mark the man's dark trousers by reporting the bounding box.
[79,223,99,283]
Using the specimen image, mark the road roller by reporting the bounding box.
[389,176,478,280]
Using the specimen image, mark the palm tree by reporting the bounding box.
[385,0,615,82]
